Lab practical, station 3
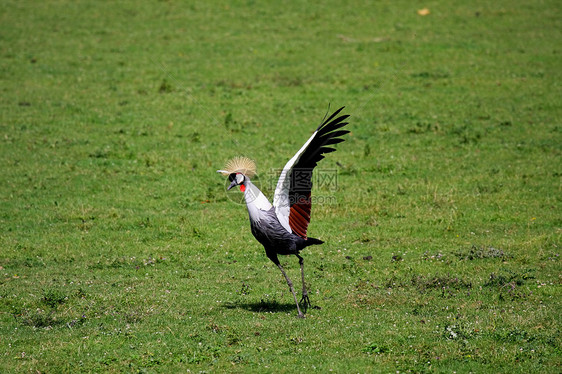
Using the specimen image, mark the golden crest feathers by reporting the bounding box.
[218,156,257,177]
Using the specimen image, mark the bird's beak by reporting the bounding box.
[227,180,238,190]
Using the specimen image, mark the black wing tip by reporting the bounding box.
[316,106,348,131]
[317,120,350,137]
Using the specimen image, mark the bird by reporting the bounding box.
[217,107,350,318]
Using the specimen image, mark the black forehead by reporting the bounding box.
[228,173,237,181]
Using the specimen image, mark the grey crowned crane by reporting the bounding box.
[217,107,350,318]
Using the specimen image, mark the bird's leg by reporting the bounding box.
[276,263,305,318]
[296,254,311,311]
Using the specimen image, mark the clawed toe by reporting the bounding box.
[299,295,311,311]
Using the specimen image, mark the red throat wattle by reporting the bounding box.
[240,184,246,192]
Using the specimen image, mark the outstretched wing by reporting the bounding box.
[273,107,349,238]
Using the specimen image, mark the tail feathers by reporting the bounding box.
[305,237,324,246]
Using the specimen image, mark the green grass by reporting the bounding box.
[1,0,561,372]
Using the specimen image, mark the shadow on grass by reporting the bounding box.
[222,300,297,314]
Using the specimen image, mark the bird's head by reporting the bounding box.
[227,172,246,191]
[217,156,256,192]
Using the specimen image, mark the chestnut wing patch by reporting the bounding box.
[289,192,312,238]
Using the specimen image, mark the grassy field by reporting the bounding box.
[1,0,561,372]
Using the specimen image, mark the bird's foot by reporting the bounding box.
[299,294,311,311]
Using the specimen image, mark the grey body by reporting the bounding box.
[250,207,308,260]
[242,179,319,262]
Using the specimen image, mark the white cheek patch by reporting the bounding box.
[236,173,244,184]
